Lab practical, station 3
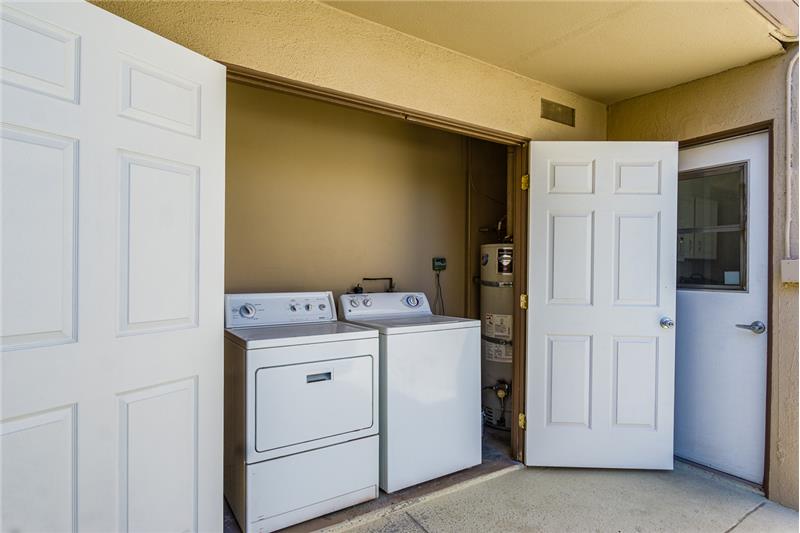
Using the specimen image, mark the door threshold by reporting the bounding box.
[675,456,764,495]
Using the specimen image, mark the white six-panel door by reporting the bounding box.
[526,142,677,469]
[1,2,225,531]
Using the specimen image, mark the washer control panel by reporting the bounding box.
[225,292,336,328]
[340,292,431,319]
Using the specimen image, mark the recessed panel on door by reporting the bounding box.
[1,125,77,350]
[0,6,80,102]
[546,335,592,427]
[615,213,660,306]
[118,378,197,533]
[613,337,658,428]
[548,212,594,305]
[255,355,374,452]
[614,161,661,195]
[119,54,201,137]
[548,161,595,194]
[1,406,77,533]
[119,151,199,334]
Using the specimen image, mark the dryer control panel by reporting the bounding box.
[225,292,336,328]
[340,292,431,319]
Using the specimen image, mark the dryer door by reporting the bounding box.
[249,339,377,460]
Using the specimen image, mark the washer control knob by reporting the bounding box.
[405,295,420,307]
[304,304,312,311]
[362,297,372,307]
[349,298,360,308]
[289,304,298,312]
[319,303,327,310]
[239,303,256,318]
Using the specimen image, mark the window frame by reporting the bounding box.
[677,160,749,292]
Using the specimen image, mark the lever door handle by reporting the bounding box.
[735,321,766,334]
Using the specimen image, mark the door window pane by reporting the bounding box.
[677,163,746,290]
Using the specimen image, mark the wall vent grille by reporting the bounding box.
[541,99,575,127]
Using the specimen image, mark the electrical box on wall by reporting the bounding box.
[432,257,447,271]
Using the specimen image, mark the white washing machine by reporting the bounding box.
[224,292,379,533]
[339,292,482,493]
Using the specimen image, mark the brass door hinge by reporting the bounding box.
[518,412,526,430]
[519,293,528,310]
[521,174,530,191]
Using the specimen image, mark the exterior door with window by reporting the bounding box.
[675,132,769,484]
[1,2,225,531]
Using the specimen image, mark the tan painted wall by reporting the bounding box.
[609,48,799,509]
[93,0,606,141]
[226,81,470,310]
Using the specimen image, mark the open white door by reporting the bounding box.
[526,142,677,469]
[675,132,769,483]
[1,2,225,531]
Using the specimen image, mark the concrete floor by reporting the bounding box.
[339,461,798,533]
[225,427,519,532]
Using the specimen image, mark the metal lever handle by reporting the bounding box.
[735,321,766,334]
[660,317,675,329]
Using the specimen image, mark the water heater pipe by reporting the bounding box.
[786,50,799,259]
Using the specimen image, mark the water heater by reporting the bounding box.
[480,243,513,429]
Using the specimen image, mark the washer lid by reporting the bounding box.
[225,321,377,349]
[346,315,480,335]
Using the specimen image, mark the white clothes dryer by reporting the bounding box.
[224,292,379,532]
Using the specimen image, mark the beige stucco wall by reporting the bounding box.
[93,0,606,141]
[609,48,799,509]
[226,81,469,311]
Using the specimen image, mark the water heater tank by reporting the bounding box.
[480,243,513,429]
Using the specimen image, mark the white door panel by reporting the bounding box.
[676,132,768,484]
[1,2,225,531]
[527,141,677,469]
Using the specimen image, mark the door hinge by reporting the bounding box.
[518,412,526,430]
[519,293,528,310]
[521,174,530,191]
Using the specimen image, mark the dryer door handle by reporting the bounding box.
[306,371,332,383]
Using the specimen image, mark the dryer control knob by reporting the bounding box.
[362,298,372,307]
[349,298,360,308]
[239,303,256,318]
[405,295,420,307]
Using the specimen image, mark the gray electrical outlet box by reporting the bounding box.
[432,257,447,271]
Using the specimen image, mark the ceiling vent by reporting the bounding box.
[541,99,575,127]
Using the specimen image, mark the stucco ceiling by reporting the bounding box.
[324,0,787,104]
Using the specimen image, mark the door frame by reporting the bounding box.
[224,62,534,461]
[678,120,775,494]
[510,143,529,462]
